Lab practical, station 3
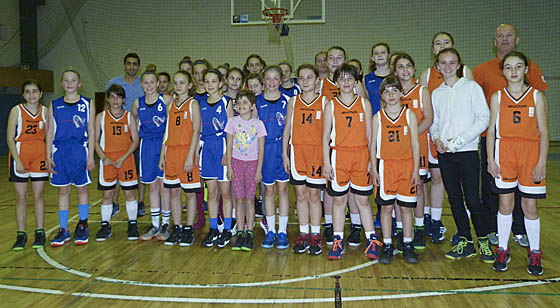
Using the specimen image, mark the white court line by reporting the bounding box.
[0,283,64,295]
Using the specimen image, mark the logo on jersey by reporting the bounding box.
[276,112,285,126]
[212,117,225,131]
[73,115,85,128]
[152,115,165,127]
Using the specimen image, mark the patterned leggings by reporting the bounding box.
[231,158,258,199]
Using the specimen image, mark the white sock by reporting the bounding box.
[525,217,540,251]
[415,217,424,226]
[365,231,375,239]
[424,206,431,215]
[299,224,309,234]
[278,215,289,234]
[497,212,512,250]
[325,214,333,225]
[403,237,412,243]
[311,225,320,234]
[151,208,160,228]
[266,215,276,233]
[126,200,138,221]
[232,207,236,219]
[396,221,403,229]
[383,239,392,245]
[101,204,112,222]
[334,231,344,239]
[431,207,443,221]
[162,210,171,225]
[350,213,361,225]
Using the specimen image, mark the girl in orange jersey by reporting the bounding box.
[8,80,48,250]
[94,85,140,242]
[323,64,379,260]
[486,51,548,275]
[159,71,202,247]
[393,53,433,252]
[282,64,327,255]
[372,76,420,264]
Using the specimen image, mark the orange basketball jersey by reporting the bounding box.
[400,84,424,123]
[164,97,195,147]
[376,107,413,160]
[426,65,444,94]
[496,87,539,141]
[320,77,340,101]
[100,110,132,153]
[14,104,47,144]
[290,94,326,146]
[330,96,368,148]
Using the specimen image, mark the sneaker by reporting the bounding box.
[347,224,362,247]
[379,243,394,264]
[137,201,146,217]
[323,223,334,245]
[374,211,381,229]
[216,231,232,248]
[394,228,404,255]
[111,202,120,217]
[140,224,160,241]
[217,216,224,234]
[261,231,276,248]
[492,247,510,272]
[12,232,27,251]
[127,220,139,240]
[74,221,89,245]
[255,197,264,218]
[293,234,311,254]
[488,232,498,245]
[259,218,269,234]
[32,229,46,248]
[478,237,496,263]
[308,234,323,255]
[201,229,219,247]
[328,235,345,260]
[450,231,461,246]
[180,226,195,246]
[232,232,245,251]
[230,221,237,236]
[50,228,71,247]
[413,226,426,250]
[95,222,112,242]
[527,249,543,276]
[513,234,529,248]
[424,214,432,236]
[445,236,477,260]
[276,232,289,249]
[165,225,183,246]
[242,231,254,251]
[431,219,446,243]
[157,223,171,241]
[403,242,419,264]
[364,234,382,260]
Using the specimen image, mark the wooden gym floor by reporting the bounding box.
[0,145,559,307]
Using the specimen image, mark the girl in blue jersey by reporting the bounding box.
[364,43,391,115]
[257,65,291,250]
[279,61,301,98]
[199,69,234,248]
[46,69,96,247]
[132,71,172,241]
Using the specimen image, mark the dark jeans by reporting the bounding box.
[480,137,526,235]
[439,151,490,240]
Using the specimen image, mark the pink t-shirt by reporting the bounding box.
[225,116,267,161]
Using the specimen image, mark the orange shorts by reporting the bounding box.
[428,133,438,167]
[328,146,373,196]
[98,151,137,190]
[419,131,429,177]
[9,141,48,182]
[494,138,545,198]
[289,144,325,188]
[163,145,201,192]
[376,158,417,207]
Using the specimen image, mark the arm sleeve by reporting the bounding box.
[458,83,489,143]
[429,93,440,141]
[528,61,548,91]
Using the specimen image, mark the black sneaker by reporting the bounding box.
[347,224,362,247]
[308,234,323,255]
[32,229,46,248]
[242,231,254,251]
[293,233,311,254]
[323,223,334,245]
[127,220,139,240]
[165,225,183,246]
[95,222,112,242]
[232,232,245,251]
[413,226,426,250]
[201,229,219,247]
[111,202,120,217]
[12,231,27,251]
[403,242,419,263]
[216,231,232,248]
[445,237,477,260]
[527,249,543,276]
[431,219,446,243]
[492,247,510,272]
[379,243,393,264]
[255,197,264,218]
[74,220,89,245]
[137,201,146,217]
[478,237,495,263]
[180,226,195,247]
[394,228,404,255]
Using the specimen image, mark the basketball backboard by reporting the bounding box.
[231,0,325,26]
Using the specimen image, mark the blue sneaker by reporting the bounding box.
[74,221,89,245]
[50,228,71,247]
[424,214,432,236]
[328,235,345,260]
[450,232,460,246]
[276,232,289,249]
[261,231,276,248]
[431,219,445,243]
[374,211,381,229]
[364,234,382,260]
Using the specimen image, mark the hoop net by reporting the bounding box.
[263,7,288,26]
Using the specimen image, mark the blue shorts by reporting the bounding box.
[50,141,91,187]
[262,141,289,185]
[200,137,228,181]
[139,137,164,184]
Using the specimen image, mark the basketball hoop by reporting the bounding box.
[262,7,288,26]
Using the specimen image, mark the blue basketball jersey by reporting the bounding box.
[195,92,208,104]
[280,84,301,97]
[200,95,229,141]
[52,96,90,144]
[137,94,167,139]
[256,93,289,142]
[365,71,389,115]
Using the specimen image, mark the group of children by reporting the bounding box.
[9,34,548,276]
